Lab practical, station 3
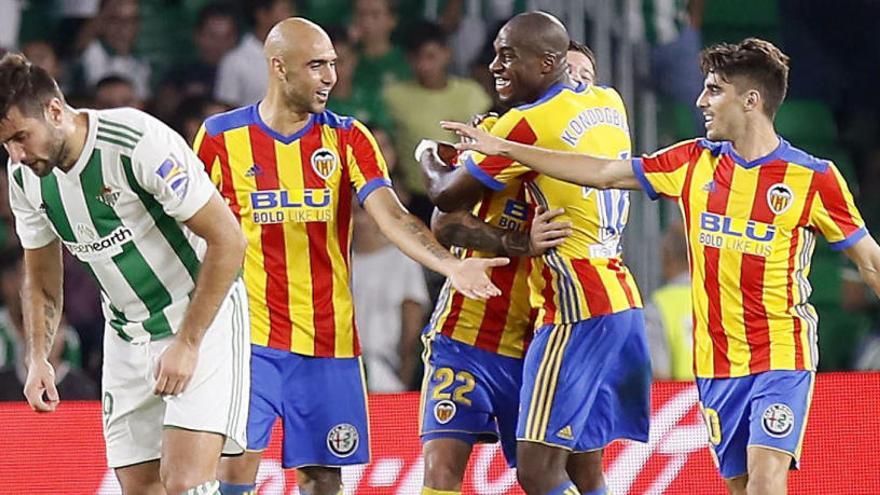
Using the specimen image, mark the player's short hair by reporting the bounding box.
[568,39,597,79]
[699,38,790,118]
[402,20,447,55]
[95,74,135,90]
[0,52,63,122]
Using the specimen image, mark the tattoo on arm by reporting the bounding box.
[436,212,531,257]
[403,216,456,261]
[37,290,59,358]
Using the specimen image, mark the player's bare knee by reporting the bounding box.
[423,440,470,490]
[745,470,786,495]
[516,455,566,495]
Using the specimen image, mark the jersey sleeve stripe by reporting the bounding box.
[631,158,660,200]
[828,226,868,251]
[356,178,392,204]
[464,155,505,191]
[349,122,386,183]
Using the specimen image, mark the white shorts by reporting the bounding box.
[101,280,250,469]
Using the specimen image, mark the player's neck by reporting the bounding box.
[58,109,89,173]
[730,118,779,163]
[258,92,311,136]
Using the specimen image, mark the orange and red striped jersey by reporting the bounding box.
[428,115,534,358]
[194,105,391,357]
[634,137,867,378]
[462,83,643,326]
[427,183,535,358]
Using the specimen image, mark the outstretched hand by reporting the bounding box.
[529,206,571,256]
[450,257,510,300]
[441,121,509,156]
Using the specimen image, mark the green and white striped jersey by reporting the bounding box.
[8,108,216,342]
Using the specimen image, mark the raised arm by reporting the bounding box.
[363,187,508,300]
[417,140,486,212]
[22,240,65,412]
[441,121,641,190]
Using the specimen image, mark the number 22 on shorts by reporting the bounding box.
[431,367,475,406]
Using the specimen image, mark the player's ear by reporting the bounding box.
[270,56,286,81]
[744,89,760,112]
[44,97,64,127]
[541,52,558,75]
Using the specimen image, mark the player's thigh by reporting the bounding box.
[162,289,250,459]
[517,314,636,451]
[102,331,165,471]
[297,465,342,495]
[724,474,748,495]
[280,355,370,468]
[420,334,498,448]
[114,460,163,495]
[697,376,754,480]
[746,446,791,493]
[747,371,814,470]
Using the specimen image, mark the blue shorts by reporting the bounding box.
[517,309,651,451]
[697,370,815,479]
[420,332,523,467]
[247,345,370,468]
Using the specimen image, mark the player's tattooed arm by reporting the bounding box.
[402,213,459,262]
[432,209,533,257]
[21,240,64,412]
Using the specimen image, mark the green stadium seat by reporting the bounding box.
[775,100,838,145]
[701,0,780,47]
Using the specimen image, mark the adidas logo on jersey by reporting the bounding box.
[245,164,263,177]
[702,181,717,193]
[556,425,574,440]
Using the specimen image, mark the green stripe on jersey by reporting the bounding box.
[98,117,144,138]
[39,173,76,242]
[12,167,23,189]
[97,126,140,146]
[120,155,201,281]
[96,134,135,150]
[80,149,173,339]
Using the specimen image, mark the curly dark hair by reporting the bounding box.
[0,52,63,122]
[699,38,790,118]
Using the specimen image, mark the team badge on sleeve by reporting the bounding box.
[310,148,338,180]
[767,183,794,215]
[761,403,795,437]
[156,155,189,199]
[326,423,359,457]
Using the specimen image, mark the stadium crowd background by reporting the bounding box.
[0,0,879,400]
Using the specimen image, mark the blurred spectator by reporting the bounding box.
[383,20,491,198]
[0,249,96,402]
[632,0,705,134]
[350,0,411,95]
[0,0,21,51]
[162,2,239,105]
[567,40,596,86]
[841,267,880,370]
[468,19,508,114]
[74,0,151,100]
[93,75,142,109]
[21,40,66,90]
[644,222,693,380]
[351,203,428,392]
[173,96,232,145]
[215,0,295,106]
[326,26,392,130]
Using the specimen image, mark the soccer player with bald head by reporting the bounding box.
[194,18,508,495]
[418,12,650,495]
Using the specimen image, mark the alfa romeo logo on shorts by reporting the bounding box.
[761,403,795,438]
[326,423,359,458]
[433,400,456,425]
